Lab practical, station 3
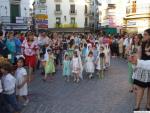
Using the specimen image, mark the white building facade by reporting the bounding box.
[99,0,127,34]
[0,0,33,31]
[124,0,150,33]
[34,0,100,32]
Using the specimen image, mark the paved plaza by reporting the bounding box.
[22,58,148,113]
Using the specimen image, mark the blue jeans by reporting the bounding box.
[4,93,21,113]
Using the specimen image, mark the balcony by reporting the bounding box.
[55,23,78,28]
[126,5,150,16]
[54,10,62,15]
[108,4,116,9]
[0,16,10,23]
[69,0,74,2]
[85,0,92,3]
[54,0,62,2]
[0,16,28,24]
[0,16,30,30]
[70,10,77,15]
[10,0,21,4]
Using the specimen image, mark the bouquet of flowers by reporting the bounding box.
[0,56,9,66]
[0,56,9,76]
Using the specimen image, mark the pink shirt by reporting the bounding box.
[21,40,38,56]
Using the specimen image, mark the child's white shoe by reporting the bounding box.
[89,74,93,79]
[23,99,29,106]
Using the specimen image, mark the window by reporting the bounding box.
[85,5,88,14]
[85,17,88,26]
[56,17,61,24]
[70,4,75,13]
[70,17,75,24]
[10,4,20,23]
[56,4,61,11]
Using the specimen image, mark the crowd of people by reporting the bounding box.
[0,28,150,112]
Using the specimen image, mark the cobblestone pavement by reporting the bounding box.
[22,58,148,113]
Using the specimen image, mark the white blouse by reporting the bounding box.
[136,59,150,70]
[2,73,16,95]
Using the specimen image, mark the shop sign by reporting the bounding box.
[127,21,136,26]
[36,20,48,24]
[35,14,48,19]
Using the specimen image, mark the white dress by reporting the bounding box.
[77,50,83,79]
[85,57,95,73]
[96,55,105,70]
[72,57,80,74]
[15,67,28,96]
[104,44,110,67]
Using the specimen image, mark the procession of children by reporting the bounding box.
[0,28,150,112]
[0,31,111,113]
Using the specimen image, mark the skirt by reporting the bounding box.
[133,68,150,88]
[25,55,36,68]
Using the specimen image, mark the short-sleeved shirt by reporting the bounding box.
[22,39,38,56]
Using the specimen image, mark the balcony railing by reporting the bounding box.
[70,10,77,15]
[126,6,150,16]
[0,16,28,24]
[0,16,10,23]
[11,0,21,4]
[54,0,62,2]
[54,10,62,15]
[69,0,74,2]
[55,23,78,28]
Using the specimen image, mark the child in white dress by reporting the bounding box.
[15,58,29,106]
[96,46,106,79]
[85,51,95,79]
[72,51,80,83]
